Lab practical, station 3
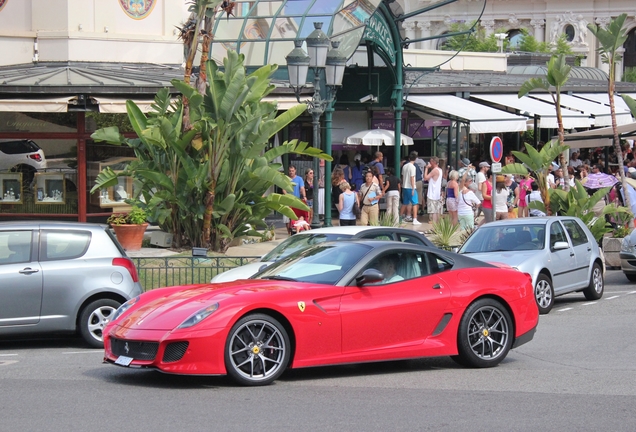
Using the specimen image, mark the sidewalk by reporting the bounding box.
[126,215,440,258]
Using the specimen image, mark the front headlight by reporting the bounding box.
[178,303,219,329]
[112,296,140,322]
[621,237,633,253]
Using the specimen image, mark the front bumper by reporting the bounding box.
[103,325,228,375]
[619,251,636,274]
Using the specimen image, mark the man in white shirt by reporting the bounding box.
[400,151,421,225]
[570,151,583,169]
[424,156,443,224]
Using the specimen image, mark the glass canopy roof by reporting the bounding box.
[210,0,383,66]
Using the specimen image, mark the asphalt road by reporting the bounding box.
[1,271,636,432]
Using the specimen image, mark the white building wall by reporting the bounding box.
[398,0,636,72]
[0,0,188,66]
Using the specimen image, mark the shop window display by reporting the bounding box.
[34,173,66,204]
[0,173,23,204]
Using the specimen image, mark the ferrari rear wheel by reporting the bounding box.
[453,298,513,368]
[225,314,290,386]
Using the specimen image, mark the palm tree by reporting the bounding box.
[588,13,631,212]
[518,54,572,191]
[501,141,569,215]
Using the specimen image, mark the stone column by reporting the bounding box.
[417,20,432,50]
[481,19,495,37]
[530,19,545,42]
[403,21,416,50]
[616,47,625,82]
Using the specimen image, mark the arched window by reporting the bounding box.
[508,29,523,48]
[625,28,636,69]
[437,32,451,50]
[565,24,575,42]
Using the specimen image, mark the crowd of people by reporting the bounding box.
[281,142,632,233]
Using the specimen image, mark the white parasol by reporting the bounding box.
[345,128,414,146]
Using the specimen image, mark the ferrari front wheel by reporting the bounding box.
[225,314,290,386]
[453,298,513,368]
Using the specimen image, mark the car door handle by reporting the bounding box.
[570,252,575,257]
[587,247,591,251]
[433,283,442,289]
[19,268,39,275]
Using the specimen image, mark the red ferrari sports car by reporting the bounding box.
[103,241,538,386]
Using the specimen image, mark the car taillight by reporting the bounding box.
[113,257,139,283]
[28,154,42,162]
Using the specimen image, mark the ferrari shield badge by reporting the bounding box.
[297,301,306,312]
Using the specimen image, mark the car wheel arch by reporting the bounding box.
[469,294,517,336]
[75,292,127,329]
[229,307,297,367]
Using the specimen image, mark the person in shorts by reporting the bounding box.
[400,152,421,225]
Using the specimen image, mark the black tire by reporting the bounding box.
[583,263,604,300]
[535,273,554,314]
[224,314,290,386]
[79,299,121,348]
[626,273,636,283]
[453,298,513,368]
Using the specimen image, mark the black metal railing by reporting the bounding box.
[131,256,260,291]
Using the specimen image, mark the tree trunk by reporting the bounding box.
[608,68,631,216]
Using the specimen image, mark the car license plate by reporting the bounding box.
[115,355,133,366]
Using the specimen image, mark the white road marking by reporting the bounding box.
[583,302,597,306]
[62,350,103,355]
[628,291,636,295]
[0,354,18,357]
[558,307,573,312]
[0,360,18,366]
[605,296,620,300]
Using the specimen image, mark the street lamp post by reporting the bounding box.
[286,22,345,228]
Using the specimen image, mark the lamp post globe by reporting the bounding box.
[285,40,310,90]
[325,40,346,87]
[305,22,330,68]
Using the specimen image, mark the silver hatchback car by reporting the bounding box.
[0,222,143,347]
[458,216,604,314]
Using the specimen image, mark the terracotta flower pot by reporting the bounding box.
[112,223,148,251]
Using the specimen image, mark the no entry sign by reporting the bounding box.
[490,136,503,163]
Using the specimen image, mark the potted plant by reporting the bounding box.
[603,211,633,268]
[107,206,149,252]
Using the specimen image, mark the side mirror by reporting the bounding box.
[552,241,569,251]
[258,263,270,272]
[356,269,384,287]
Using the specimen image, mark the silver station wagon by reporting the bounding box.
[0,222,142,347]
[458,216,604,314]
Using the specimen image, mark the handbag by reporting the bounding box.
[352,198,361,218]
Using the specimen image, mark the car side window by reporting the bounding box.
[398,233,425,245]
[549,222,568,248]
[561,220,588,247]
[359,233,392,241]
[364,252,425,284]
[41,230,91,261]
[0,231,32,264]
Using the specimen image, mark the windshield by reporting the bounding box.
[261,233,355,262]
[255,242,373,285]
[459,224,546,253]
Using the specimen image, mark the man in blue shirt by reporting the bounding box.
[283,165,306,234]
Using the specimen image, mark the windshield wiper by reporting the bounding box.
[261,276,297,282]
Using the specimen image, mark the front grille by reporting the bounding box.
[162,341,189,363]
[111,338,159,361]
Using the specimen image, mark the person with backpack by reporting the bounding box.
[367,151,385,186]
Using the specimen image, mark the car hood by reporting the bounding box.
[210,261,272,282]
[116,279,299,331]
[462,250,540,269]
